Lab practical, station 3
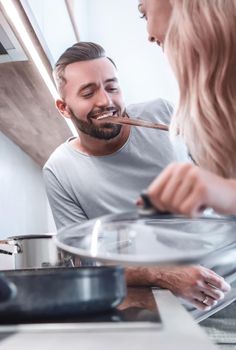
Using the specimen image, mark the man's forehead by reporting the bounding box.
[65,57,115,78]
[63,58,118,90]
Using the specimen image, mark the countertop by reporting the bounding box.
[0,288,217,350]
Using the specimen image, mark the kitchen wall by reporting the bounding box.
[21,0,77,65]
[0,131,56,239]
[74,0,179,105]
[25,0,179,105]
[0,1,71,248]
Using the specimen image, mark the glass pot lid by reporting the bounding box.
[54,211,236,266]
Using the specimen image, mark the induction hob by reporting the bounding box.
[0,287,162,332]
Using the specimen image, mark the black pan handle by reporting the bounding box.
[0,274,17,302]
[138,191,171,217]
[138,191,209,219]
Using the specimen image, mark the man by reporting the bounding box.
[44,42,181,230]
[43,42,229,312]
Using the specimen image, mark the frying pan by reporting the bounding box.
[0,266,126,321]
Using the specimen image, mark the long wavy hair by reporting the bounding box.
[165,0,236,178]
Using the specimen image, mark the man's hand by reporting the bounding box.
[125,265,231,310]
[137,163,236,217]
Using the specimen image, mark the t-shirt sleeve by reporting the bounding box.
[156,99,174,124]
[127,98,175,125]
[43,168,88,231]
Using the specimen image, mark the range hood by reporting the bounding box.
[0,9,27,63]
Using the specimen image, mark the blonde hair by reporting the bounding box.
[166,0,236,178]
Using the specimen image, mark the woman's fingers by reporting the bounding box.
[147,163,193,211]
[143,163,210,216]
[147,163,176,211]
[157,164,194,212]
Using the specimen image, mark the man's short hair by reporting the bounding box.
[53,42,116,97]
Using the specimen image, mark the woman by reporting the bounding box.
[137,0,236,217]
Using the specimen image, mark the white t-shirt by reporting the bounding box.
[44,98,188,231]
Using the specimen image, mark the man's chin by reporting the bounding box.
[72,117,121,140]
[99,122,116,129]
[91,125,122,140]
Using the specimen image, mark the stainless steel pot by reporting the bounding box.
[0,233,74,269]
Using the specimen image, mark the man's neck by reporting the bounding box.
[70,125,131,156]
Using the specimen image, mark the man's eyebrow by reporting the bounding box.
[77,78,118,93]
[78,82,96,93]
[105,78,118,84]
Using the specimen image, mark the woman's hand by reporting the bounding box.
[138,163,236,217]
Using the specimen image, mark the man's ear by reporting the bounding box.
[56,99,71,118]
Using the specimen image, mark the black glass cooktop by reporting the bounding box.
[0,288,162,328]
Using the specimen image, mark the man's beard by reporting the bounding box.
[69,108,122,140]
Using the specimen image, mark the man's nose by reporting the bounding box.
[96,88,112,107]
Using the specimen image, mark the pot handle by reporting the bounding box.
[0,248,13,256]
[0,240,19,255]
[0,274,17,302]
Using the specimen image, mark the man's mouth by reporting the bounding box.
[91,110,118,121]
[97,110,118,120]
